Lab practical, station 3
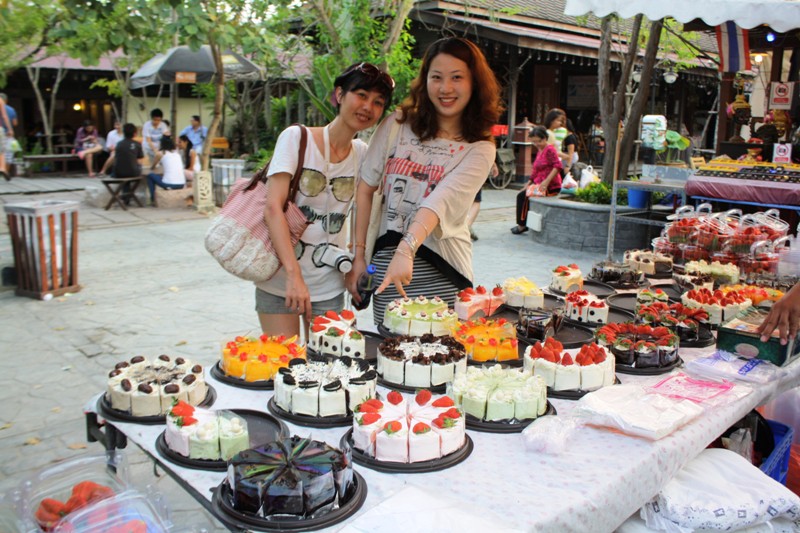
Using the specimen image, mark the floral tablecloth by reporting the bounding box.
[85,342,800,533]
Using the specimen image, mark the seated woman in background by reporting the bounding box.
[511,126,563,234]
[178,134,201,182]
[145,136,185,203]
[74,120,104,177]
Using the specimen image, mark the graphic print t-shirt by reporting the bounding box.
[360,113,495,283]
[255,126,367,301]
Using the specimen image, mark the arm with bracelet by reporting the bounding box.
[375,211,438,298]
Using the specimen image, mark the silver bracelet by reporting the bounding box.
[402,232,419,252]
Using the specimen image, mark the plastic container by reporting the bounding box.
[53,490,171,532]
[678,243,710,263]
[695,215,734,252]
[210,159,245,207]
[754,208,790,242]
[760,420,794,485]
[665,205,712,244]
[739,240,780,281]
[652,236,680,257]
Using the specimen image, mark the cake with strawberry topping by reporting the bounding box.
[382,296,459,336]
[273,357,377,417]
[550,264,584,293]
[377,334,467,388]
[681,288,752,325]
[636,288,669,309]
[564,290,609,324]
[106,355,208,416]
[595,322,681,368]
[634,302,710,343]
[451,365,548,422]
[309,310,366,358]
[523,338,615,391]
[220,334,306,382]
[452,317,520,362]
[165,402,249,460]
[454,285,505,320]
[502,276,545,308]
[351,390,466,463]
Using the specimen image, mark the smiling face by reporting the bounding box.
[426,53,473,123]
[336,87,386,132]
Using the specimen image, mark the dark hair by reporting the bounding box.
[565,118,575,132]
[399,37,503,143]
[191,115,201,122]
[530,126,548,140]
[150,108,163,119]
[160,135,175,151]
[179,134,193,169]
[332,63,395,112]
[123,123,136,139]
[83,119,93,128]
[544,109,565,130]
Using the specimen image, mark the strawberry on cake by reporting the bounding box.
[550,264,584,293]
[681,288,752,325]
[523,338,615,391]
[564,290,609,324]
[309,310,366,358]
[351,390,466,463]
[454,285,505,320]
[165,402,250,461]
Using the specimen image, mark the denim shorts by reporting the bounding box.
[255,288,345,316]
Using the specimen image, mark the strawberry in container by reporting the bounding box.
[710,246,739,265]
[695,214,734,252]
[665,204,712,244]
[652,236,680,257]
[739,238,786,283]
[679,242,710,262]
[754,208,790,242]
[729,214,768,255]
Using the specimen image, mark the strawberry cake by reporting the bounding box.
[502,276,545,308]
[564,290,609,324]
[106,355,208,416]
[273,357,377,417]
[595,322,680,368]
[523,338,615,391]
[382,296,459,336]
[550,264,584,293]
[681,288,752,325]
[352,391,466,463]
[452,317,519,362]
[220,334,306,382]
[451,365,548,422]
[309,310,366,358]
[636,288,669,309]
[454,285,505,320]
[165,402,249,461]
[377,334,467,388]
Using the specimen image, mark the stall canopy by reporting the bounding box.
[129,45,262,89]
[564,0,800,33]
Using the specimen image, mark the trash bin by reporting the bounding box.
[5,199,80,299]
[210,159,245,207]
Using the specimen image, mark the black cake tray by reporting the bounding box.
[341,428,473,473]
[615,356,684,376]
[307,330,381,362]
[587,274,650,290]
[606,293,677,313]
[98,385,216,425]
[376,377,446,394]
[518,323,595,350]
[681,327,715,348]
[547,377,621,401]
[210,361,274,390]
[211,471,367,532]
[549,279,617,299]
[464,401,557,434]
[500,294,565,314]
[155,409,289,471]
[267,397,352,429]
[563,307,635,329]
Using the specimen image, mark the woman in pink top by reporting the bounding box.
[511,126,563,234]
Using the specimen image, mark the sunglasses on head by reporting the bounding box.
[344,62,396,90]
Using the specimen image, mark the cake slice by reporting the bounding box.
[408,422,440,462]
[219,412,249,460]
[553,354,580,391]
[375,419,409,462]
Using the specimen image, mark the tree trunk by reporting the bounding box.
[203,40,225,172]
[379,0,415,68]
[48,66,66,151]
[26,66,53,154]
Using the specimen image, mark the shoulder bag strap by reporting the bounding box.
[377,117,402,195]
[244,123,308,199]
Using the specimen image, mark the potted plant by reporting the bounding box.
[657,130,691,167]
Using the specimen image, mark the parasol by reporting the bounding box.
[129,45,262,89]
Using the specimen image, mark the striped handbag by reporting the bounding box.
[204,125,310,282]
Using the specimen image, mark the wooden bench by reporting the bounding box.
[208,137,231,158]
[22,154,79,177]
[101,176,145,210]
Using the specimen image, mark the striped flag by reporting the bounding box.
[716,22,752,73]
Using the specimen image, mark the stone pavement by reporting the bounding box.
[0,177,601,530]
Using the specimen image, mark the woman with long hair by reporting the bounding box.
[511,126,563,234]
[349,37,503,324]
[178,134,200,181]
[257,62,394,336]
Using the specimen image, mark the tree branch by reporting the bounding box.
[308,0,343,56]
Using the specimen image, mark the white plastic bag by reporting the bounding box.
[521,416,580,454]
[562,174,578,190]
[685,350,778,385]
[579,165,600,189]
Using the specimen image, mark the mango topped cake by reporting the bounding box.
[221,334,306,382]
[454,285,505,320]
[502,276,544,308]
[451,365,548,422]
[309,310,366,358]
[550,264,584,293]
[452,317,519,362]
[382,296,459,336]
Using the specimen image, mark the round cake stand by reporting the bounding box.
[341,429,474,473]
[97,385,216,425]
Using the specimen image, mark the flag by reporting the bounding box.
[716,22,752,73]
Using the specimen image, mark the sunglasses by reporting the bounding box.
[298,170,355,203]
[344,62,396,90]
[299,206,347,234]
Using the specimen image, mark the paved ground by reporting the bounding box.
[0,176,601,530]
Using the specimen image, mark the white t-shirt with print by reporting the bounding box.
[360,112,495,283]
[255,125,367,301]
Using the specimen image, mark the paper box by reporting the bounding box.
[716,307,800,367]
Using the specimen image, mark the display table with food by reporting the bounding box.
[83,319,800,532]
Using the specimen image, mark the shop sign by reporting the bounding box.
[175,72,197,83]
[768,82,793,109]
[773,143,792,164]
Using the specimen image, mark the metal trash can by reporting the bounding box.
[210,159,245,207]
[5,200,80,299]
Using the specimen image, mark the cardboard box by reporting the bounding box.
[716,307,800,367]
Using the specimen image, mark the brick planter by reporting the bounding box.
[528,197,654,254]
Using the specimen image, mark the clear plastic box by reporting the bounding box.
[52,490,170,533]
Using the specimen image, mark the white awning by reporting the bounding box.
[564,0,800,33]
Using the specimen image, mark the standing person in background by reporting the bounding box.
[0,93,15,181]
[74,120,103,177]
[0,94,11,180]
[179,116,207,156]
[562,118,579,180]
[543,108,567,148]
[511,126,563,235]
[141,108,168,166]
[100,121,123,175]
[349,37,503,324]
[256,62,394,337]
